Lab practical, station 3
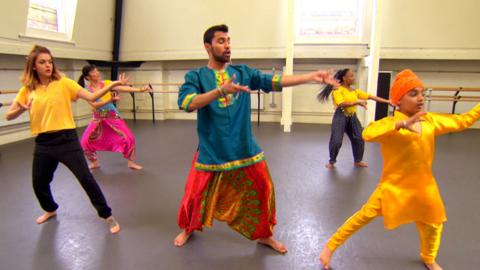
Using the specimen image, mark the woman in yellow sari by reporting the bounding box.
[319,69,480,270]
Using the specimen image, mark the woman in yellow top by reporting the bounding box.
[5,45,129,234]
[319,69,480,270]
[318,68,391,169]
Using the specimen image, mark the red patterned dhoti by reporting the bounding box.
[177,152,276,240]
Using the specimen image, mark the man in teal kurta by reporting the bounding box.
[175,24,338,253]
[178,64,281,170]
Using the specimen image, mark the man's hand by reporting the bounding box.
[221,74,250,94]
[311,70,340,88]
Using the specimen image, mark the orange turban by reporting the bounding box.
[390,69,424,105]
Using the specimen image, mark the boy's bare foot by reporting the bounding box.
[424,262,443,270]
[174,230,192,247]
[258,237,288,254]
[106,216,121,234]
[36,211,57,224]
[319,245,333,269]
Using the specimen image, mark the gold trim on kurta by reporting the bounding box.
[181,93,198,111]
[195,152,265,171]
[272,74,282,91]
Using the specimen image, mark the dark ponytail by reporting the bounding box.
[77,65,96,87]
[317,68,350,102]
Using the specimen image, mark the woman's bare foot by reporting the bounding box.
[127,160,143,170]
[354,161,368,168]
[89,160,100,170]
[319,245,333,269]
[174,230,192,247]
[105,216,121,234]
[325,163,335,169]
[258,237,288,254]
[36,211,57,224]
[424,262,443,270]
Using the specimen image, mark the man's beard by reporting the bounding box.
[212,51,230,63]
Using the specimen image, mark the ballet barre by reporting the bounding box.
[425,86,480,113]
[127,83,267,125]
[0,90,19,94]
[126,83,179,123]
[0,101,12,108]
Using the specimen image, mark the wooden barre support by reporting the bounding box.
[150,90,179,94]
[428,98,478,102]
[0,90,19,94]
[458,96,480,101]
[116,90,177,94]
[128,86,266,124]
[426,86,480,92]
[429,97,457,101]
[146,90,267,94]
[429,95,480,101]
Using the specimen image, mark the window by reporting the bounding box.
[294,0,366,44]
[24,0,78,42]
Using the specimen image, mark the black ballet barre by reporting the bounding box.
[0,101,12,108]
[127,83,266,125]
[127,83,183,123]
[426,86,480,113]
[136,82,183,87]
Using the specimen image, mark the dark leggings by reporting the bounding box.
[32,129,112,219]
[328,108,365,164]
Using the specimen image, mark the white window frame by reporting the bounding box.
[294,0,367,44]
[22,0,78,43]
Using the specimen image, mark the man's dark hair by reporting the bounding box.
[203,24,229,44]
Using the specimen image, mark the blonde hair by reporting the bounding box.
[21,45,62,90]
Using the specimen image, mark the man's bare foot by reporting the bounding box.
[174,230,192,247]
[258,237,288,254]
[354,161,368,168]
[319,245,333,269]
[127,160,143,170]
[424,262,443,270]
[36,211,57,224]
[89,161,100,170]
[325,163,335,169]
[105,216,121,234]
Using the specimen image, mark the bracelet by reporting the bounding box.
[220,87,228,97]
[217,87,228,97]
[217,87,224,97]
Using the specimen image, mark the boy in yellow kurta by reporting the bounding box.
[319,69,480,270]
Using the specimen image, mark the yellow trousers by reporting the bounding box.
[326,190,443,264]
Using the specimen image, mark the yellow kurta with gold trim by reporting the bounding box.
[362,103,480,229]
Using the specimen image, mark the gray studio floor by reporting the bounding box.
[0,120,479,270]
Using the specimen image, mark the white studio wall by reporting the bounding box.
[380,0,480,60]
